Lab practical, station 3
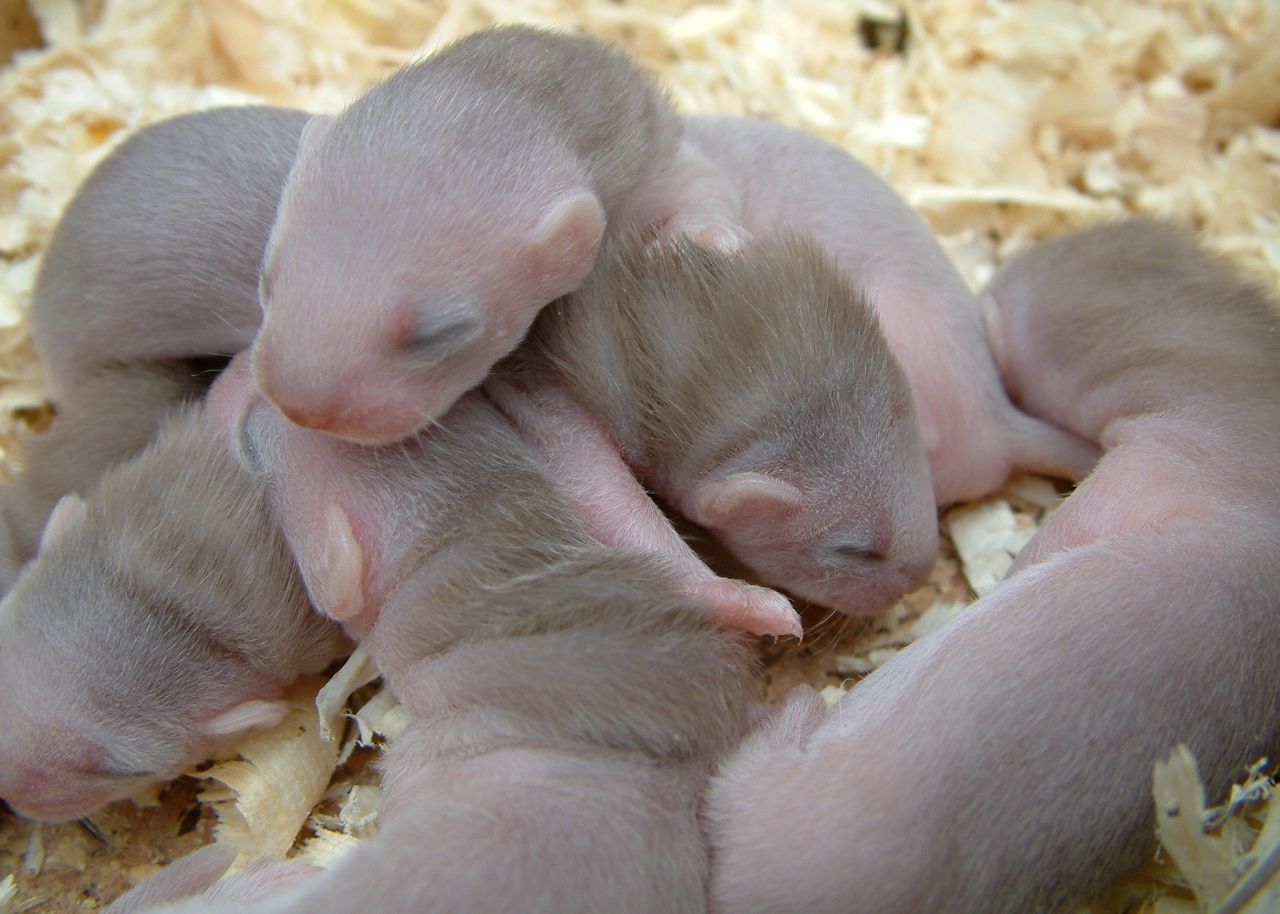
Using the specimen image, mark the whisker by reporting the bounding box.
[77,816,110,847]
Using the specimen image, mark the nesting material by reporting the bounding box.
[1,0,1277,911]
[1152,748,1279,914]
[194,677,339,868]
[945,498,1037,597]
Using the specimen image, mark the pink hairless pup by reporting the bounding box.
[252,25,744,444]
[706,219,1280,913]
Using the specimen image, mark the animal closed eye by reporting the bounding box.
[824,538,887,564]
[233,412,266,475]
[403,309,483,364]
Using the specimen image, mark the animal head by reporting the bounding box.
[253,111,605,445]
[0,494,287,822]
[683,377,938,614]
[591,233,939,614]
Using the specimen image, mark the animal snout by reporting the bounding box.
[275,398,341,433]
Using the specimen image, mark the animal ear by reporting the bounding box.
[304,503,366,623]
[522,191,606,294]
[297,114,335,156]
[689,472,803,530]
[200,699,289,739]
[39,494,88,552]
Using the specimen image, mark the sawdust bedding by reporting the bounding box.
[0,0,1277,911]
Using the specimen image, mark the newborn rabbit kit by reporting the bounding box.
[3,2,1280,912]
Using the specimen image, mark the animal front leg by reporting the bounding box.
[648,139,748,253]
[486,373,800,637]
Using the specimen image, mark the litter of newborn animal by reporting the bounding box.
[2,3,1278,913]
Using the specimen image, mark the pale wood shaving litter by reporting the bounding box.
[0,0,1277,910]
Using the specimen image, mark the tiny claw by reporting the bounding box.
[693,579,802,639]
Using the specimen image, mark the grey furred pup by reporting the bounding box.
[512,231,938,616]
[0,397,348,823]
[0,360,210,593]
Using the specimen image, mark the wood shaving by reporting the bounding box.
[945,498,1037,597]
[1151,747,1280,914]
[350,684,409,746]
[1,0,1277,909]
[314,644,378,743]
[194,677,338,868]
[1155,746,1240,906]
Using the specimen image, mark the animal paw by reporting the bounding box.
[692,578,802,639]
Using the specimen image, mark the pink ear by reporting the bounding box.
[305,502,366,623]
[200,700,289,739]
[689,472,803,530]
[297,114,335,157]
[522,191,606,296]
[39,494,88,552]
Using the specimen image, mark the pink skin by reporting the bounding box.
[252,170,605,444]
[215,353,795,639]
[208,356,388,636]
[708,521,1280,914]
[706,220,1280,913]
[124,362,758,914]
[682,115,1102,505]
[104,849,321,914]
[252,26,744,445]
[484,373,802,638]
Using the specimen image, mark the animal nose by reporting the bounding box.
[276,399,340,432]
[251,346,341,432]
[254,370,340,432]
